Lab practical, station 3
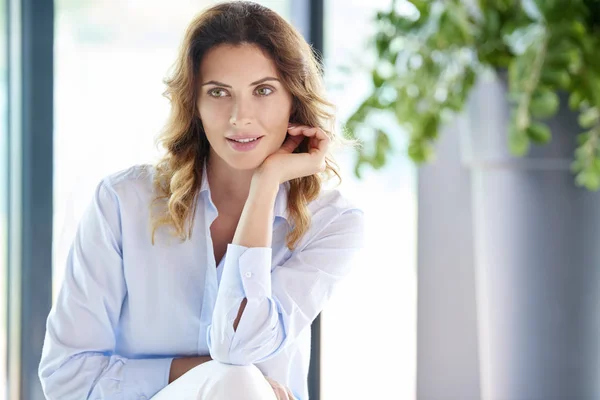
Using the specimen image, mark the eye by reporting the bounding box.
[207,88,229,98]
[256,86,274,96]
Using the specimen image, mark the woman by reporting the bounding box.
[39,1,364,399]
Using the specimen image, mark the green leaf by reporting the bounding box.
[372,69,385,88]
[540,69,570,88]
[578,107,600,129]
[593,157,600,174]
[576,131,590,146]
[571,158,583,173]
[376,128,392,152]
[530,90,559,118]
[545,49,575,68]
[509,125,530,156]
[526,121,552,144]
[375,32,391,56]
[576,170,600,191]
[422,116,440,141]
[569,90,584,110]
[484,8,501,34]
[508,61,522,93]
[408,0,429,15]
[407,139,433,163]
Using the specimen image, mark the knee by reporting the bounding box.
[205,362,274,399]
[215,362,264,385]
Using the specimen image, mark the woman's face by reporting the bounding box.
[197,43,294,171]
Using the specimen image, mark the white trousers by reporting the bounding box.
[151,360,278,400]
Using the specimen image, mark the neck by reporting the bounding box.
[205,155,254,217]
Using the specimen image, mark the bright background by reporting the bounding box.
[0,1,417,399]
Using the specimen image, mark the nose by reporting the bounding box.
[229,97,254,126]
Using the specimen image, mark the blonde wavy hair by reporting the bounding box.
[151,1,352,250]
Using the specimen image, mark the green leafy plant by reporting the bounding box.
[344,0,600,190]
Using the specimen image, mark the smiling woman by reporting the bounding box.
[197,44,293,170]
[41,1,364,400]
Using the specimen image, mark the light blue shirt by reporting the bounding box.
[39,164,365,400]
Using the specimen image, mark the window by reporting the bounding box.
[321,0,417,398]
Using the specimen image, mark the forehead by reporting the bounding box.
[200,44,280,82]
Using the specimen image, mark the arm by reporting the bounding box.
[230,174,279,330]
[39,180,173,399]
[169,356,212,383]
[207,174,365,365]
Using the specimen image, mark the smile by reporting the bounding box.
[226,136,264,152]
[229,137,260,143]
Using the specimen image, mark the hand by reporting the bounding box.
[168,356,212,383]
[256,124,331,184]
[264,375,296,400]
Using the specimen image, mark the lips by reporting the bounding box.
[226,136,264,152]
[227,137,262,143]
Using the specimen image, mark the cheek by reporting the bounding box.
[260,100,292,130]
[198,101,231,138]
[198,100,230,121]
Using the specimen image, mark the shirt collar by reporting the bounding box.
[199,161,289,222]
[199,162,210,194]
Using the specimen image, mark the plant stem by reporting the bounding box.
[515,29,550,131]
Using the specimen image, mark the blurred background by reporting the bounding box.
[3,0,600,399]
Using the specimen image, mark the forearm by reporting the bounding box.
[232,174,279,248]
[229,174,278,331]
[169,356,212,383]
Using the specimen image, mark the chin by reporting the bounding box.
[221,153,266,171]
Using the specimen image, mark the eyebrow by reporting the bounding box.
[201,76,280,88]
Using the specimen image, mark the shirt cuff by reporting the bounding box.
[122,357,173,399]
[224,244,272,299]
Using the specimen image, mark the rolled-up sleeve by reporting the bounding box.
[38,179,173,400]
[207,208,365,365]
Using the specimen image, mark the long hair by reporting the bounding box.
[151,1,350,250]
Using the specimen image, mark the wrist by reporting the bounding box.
[250,171,281,196]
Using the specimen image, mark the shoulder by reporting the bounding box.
[100,164,156,196]
[309,187,363,218]
[300,187,365,248]
[97,164,158,209]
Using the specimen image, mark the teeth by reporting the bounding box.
[232,137,259,143]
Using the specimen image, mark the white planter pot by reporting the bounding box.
[462,72,600,399]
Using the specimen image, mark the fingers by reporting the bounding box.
[274,386,291,400]
[279,134,305,153]
[271,383,291,400]
[285,387,296,399]
[264,375,294,400]
[287,125,322,138]
[287,125,330,154]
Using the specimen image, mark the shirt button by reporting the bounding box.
[245,271,252,278]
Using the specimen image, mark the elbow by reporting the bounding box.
[207,330,256,366]
[208,298,287,365]
[38,368,86,400]
[207,341,240,365]
[207,322,243,365]
[38,351,111,400]
[208,323,287,366]
[38,355,63,400]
